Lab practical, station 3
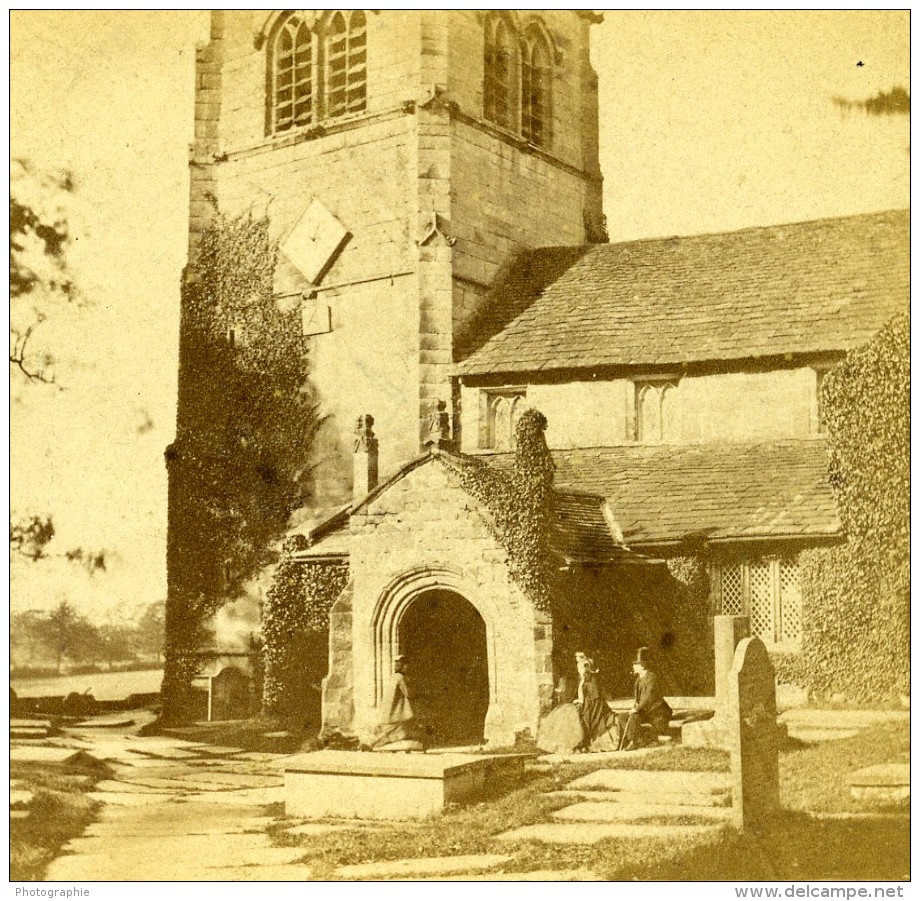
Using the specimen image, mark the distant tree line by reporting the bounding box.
[11,599,164,675]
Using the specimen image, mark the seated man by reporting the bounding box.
[618,647,672,751]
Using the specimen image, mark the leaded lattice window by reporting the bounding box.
[778,560,803,643]
[715,558,803,650]
[720,564,744,616]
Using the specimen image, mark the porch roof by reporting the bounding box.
[486,438,841,546]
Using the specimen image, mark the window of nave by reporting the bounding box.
[635,381,678,444]
[267,11,367,137]
[480,389,527,451]
[714,557,803,651]
[483,14,553,150]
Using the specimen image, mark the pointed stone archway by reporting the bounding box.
[370,566,502,744]
[398,589,489,746]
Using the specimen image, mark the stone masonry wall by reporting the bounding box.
[460,366,821,452]
[446,11,603,342]
[190,12,426,501]
[344,458,551,746]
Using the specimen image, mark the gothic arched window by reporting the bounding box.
[521,27,552,147]
[269,13,314,134]
[483,14,515,130]
[635,381,679,443]
[326,11,367,119]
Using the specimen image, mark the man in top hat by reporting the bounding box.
[618,647,673,751]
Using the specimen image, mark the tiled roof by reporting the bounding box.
[487,439,840,546]
[456,210,909,377]
[552,491,625,564]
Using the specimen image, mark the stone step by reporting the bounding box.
[549,788,731,808]
[552,800,732,823]
[11,718,53,730]
[498,822,725,845]
[567,768,729,796]
[10,728,50,739]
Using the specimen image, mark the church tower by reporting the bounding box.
[186,10,604,507]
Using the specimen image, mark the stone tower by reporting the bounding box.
[186,10,603,507]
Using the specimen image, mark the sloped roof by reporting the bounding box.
[291,450,633,565]
[456,210,909,377]
[489,439,840,545]
[552,491,626,564]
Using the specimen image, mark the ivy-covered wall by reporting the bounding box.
[164,210,322,722]
[791,314,908,702]
[458,408,557,612]
[261,538,348,720]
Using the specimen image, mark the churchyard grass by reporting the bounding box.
[781,719,909,814]
[268,719,908,880]
[10,757,112,881]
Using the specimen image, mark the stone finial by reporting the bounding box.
[354,414,378,500]
[423,401,451,450]
[354,414,377,452]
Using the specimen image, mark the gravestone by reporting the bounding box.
[727,637,780,829]
[210,667,251,721]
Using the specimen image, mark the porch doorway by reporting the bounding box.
[398,589,489,747]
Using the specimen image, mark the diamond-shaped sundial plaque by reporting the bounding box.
[281,199,349,285]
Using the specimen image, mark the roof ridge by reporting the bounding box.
[530,207,909,254]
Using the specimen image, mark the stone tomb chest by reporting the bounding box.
[285,750,527,820]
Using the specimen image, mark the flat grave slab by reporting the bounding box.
[419,869,600,882]
[552,800,732,823]
[11,727,50,739]
[568,768,729,796]
[10,746,87,764]
[335,853,511,879]
[550,789,730,808]
[11,718,53,730]
[847,763,910,802]
[10,789,34,806]
[498,822,726,845]
[285,751,527,820]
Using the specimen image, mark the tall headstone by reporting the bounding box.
[727,637,780,830]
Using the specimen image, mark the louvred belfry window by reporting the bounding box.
[521,29,551,147]
[484,15,513,129]
[326,11,367,119]
[270,14,313,133]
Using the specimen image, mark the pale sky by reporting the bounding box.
[8,11,910,622]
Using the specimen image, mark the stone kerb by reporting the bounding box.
[728,637,780,830]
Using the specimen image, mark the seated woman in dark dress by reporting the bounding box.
[573,652,619,751]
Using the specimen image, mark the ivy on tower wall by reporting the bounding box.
[261,536,348,717]
[163,210,322,722]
